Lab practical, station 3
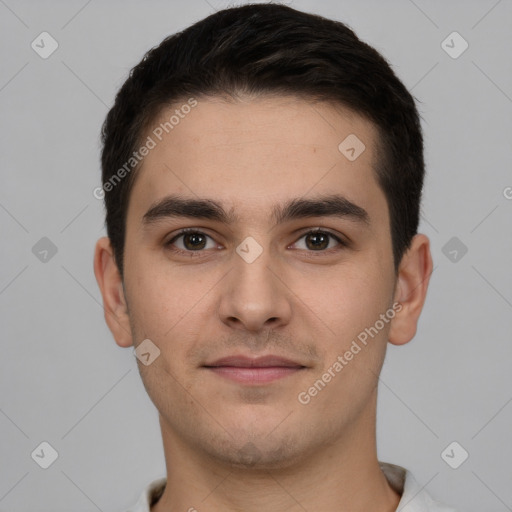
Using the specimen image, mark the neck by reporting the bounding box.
[152,392,400,512]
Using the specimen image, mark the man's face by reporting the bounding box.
[121,95,397,468]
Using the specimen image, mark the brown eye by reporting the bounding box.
[182,232,207,250]
[293,230,344,252]
[166,229,216,252]
[305,231,330,250]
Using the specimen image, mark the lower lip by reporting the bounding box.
[206,366,304,384]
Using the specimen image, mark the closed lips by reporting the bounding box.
[204,355,305,368]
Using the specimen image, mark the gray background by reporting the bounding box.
[1,0,511,510]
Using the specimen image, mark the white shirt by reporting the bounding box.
[126,462,458,511]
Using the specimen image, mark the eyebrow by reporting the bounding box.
[142,193,370,228]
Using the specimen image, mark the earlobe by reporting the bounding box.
[388,234,433,346]
[93,237,134,348]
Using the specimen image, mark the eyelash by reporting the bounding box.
[165,227,347,257]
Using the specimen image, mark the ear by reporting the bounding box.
[93,236,134,348]
[388,233,433,346]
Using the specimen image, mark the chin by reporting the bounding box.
[202,430,307,471]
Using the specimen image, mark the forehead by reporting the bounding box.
[127,95,387,228]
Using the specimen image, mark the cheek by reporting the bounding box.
[307,265,390,339]
[124,259,192,338]
[124,255,217,366]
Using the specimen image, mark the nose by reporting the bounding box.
[218,246,292,333]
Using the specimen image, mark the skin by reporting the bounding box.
[94,95,432,512]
